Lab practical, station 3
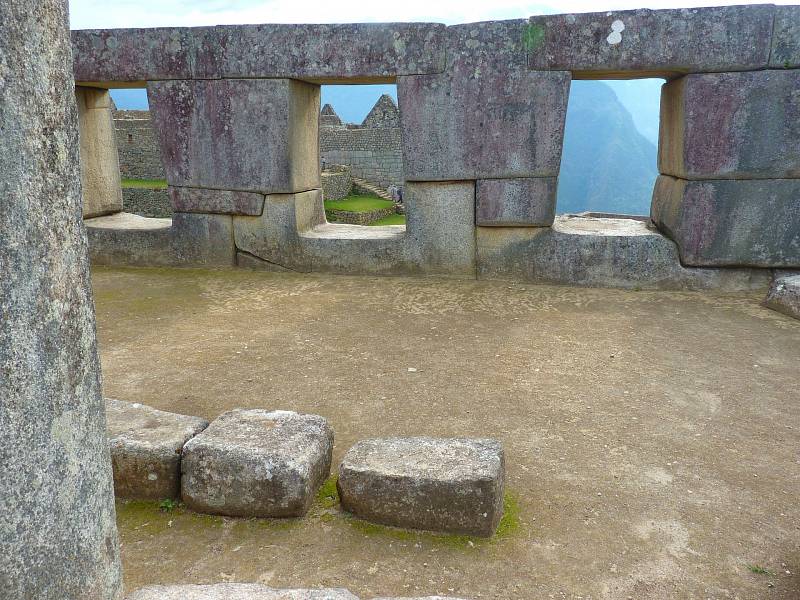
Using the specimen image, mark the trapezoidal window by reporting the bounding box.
[557,78,663,217]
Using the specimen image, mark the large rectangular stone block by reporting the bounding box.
[76,87,122,218]
[764,275,800,320]
[770,6,800,69]
[527,5,774,77]
[404,182,476,277]
[651,175,800,267]
[398,21,569,181]
[659,71,800,180]
[148,79,319,193]
[171,212,236,267]
[233,190,325,272]
[193,23,446,81]
[170,187,265,216]
[476,177,556,226]
[72,28,193,84]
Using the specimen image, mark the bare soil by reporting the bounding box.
[92,267,800,599]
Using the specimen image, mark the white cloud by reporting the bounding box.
[68,0,789,30]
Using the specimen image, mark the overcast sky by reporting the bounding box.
[69,0,790,29]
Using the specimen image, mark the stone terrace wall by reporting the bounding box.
[114,110,165,180]
[320,126,403,189]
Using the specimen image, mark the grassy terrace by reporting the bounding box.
[121,178,167,189]
[323,195,393,212]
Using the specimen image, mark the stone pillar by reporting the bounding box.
[0,2,123,599]
[76,86,124,218]
[652,70,800,267]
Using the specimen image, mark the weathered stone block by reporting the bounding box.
[476,217,772,290]
[404,182,476,277]
[399,21,569,181]
[76,87,123,218]
[86,212,174,267]
[105,398,208,500]
[764,275,800,320]
[126,585,358,600]
[2,2,122,597]
[170,187,265,216]
[659,71,800,180]
[476,178,556,226]
[233,190,326,272]
[527,5,774,77]
[72,28,193,84]
[301,224,408,276]
[770,6,800,69]
[171,212,236,267]
[194,23,446,81]
[651,176,800,267]
[148,79,319,193]
[181,409,334,517]
[337,437,504,537]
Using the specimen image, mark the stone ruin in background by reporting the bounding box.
[73,7,799,289]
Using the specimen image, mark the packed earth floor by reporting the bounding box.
[92,267,800,600]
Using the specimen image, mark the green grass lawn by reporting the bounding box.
[121,178,168,189]
[369,213,406,226]
[323,195,393,212]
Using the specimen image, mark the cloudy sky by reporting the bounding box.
[69,0,789,29]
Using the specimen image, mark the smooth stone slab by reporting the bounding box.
[182,410,334,517]
[126,584,358,599]
[659,70,800,180]
[171,213,236,267]
[477,216,773,291]
[476,178,557,226]
[194,23,446,81]
[399,20,569,181]
[105,398,208,500]
[527,5,774,77]
[72,27,193,84]
[76,87,123,218]
[770,6,800,69]
[1,2,123,597]
[651,176,800,268]
[337,437,504,537]
[148,78,319,193]
[170,187,266,216]
[87,212,174,267]
[764,275,800,320]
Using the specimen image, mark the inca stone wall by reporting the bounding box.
[73,5,800,286]
[114,110,166,179]
[1,1,123,598]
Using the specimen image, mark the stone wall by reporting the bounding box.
[123,187,172,218]
[320,126,403,189]
[114,109,165,179]
[321,164,352,201]
[73,7,800,286]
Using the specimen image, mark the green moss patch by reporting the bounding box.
[369,213,406,226]
[121,177,168,189]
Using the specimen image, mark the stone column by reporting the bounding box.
[0,2,123,599]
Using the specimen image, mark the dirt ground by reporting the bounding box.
[92,267,800,600]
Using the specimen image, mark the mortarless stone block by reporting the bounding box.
[105,399,208,500]
[76,87,123,218]
[476,178,556,226]
[764,275,800,320]
[770,6,800,69]
[337,437,504,537]
[125,584,358,600]
[72,28,193,84]
[1,2,123,597]
[148,78,319,193]
[181,409,334,517]
[399,20,569,181]
[193,23,446,81]
[171,212,236,267]
[404,182,476,277]
[170,187,265,216]
[527,5,774,77]
[233,190,325,273]
[476,217,772,291]
[659,71,800,180]
[651,175,800,267]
